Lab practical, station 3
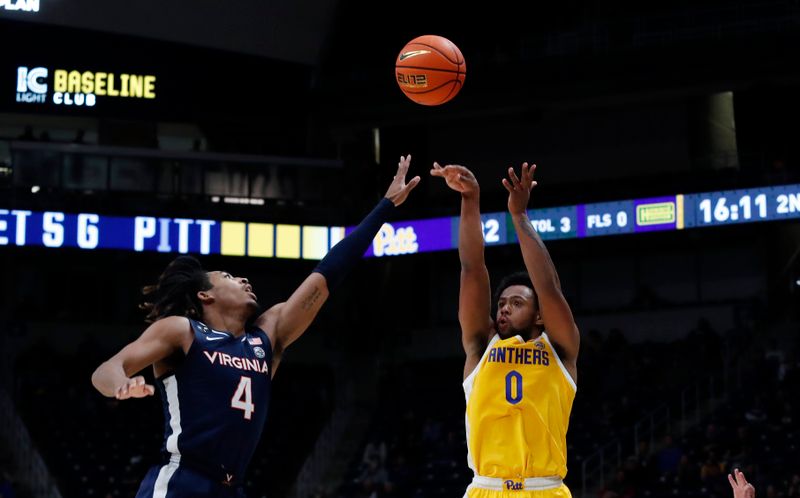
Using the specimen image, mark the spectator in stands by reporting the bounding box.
[420,417,442,445]
[744,399,768,424]
[599,469,636,498]
[700,452,723,482]
[73,129,86,145]
[676,454,698,487]
[361,436,387,468]
[361,456,387,484]
[91,156,420,497]
[787,474,800,497]
[388,454,411,495]
[0,469,14,498]
[17,125,35,141]
[656,434,683,475]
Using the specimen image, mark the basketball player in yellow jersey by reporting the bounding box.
[431,161,579,498]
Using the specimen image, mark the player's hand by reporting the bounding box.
[384,154,421,207]
[728,468,756,498]
[115,376,155,400]
[430,162,480,197]
[502,162,538,215]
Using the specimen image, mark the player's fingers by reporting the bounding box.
[530,163,537,176]
[531,180,538,189]
[131,384,154,397]
[399,155,410,173]
[728,474,736,487]
[524,163,534,183]
[133,376,145,386]
[404,176,421,193]
[521,162,529,180]
[508,167,521,187]
[442,166,460,180]
[501,178,514,193]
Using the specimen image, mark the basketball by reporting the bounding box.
[395,35,466,106]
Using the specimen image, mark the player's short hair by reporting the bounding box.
[140,256,213,323]
[493,271,539,311]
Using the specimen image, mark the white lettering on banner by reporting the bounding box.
[530,219,555,233]
[157,218,172,252]
[53,92,96,107]
[15,66,47,104]
[42,211,65,247]
[77,214,99,249]
[134,217,157,251]
[174,219,193,254]
[196,220,215,255]
[1,0,40,12]
[11,210,31,245]
[135,217,215,253]
[0,210,8,245]
[587,213,613,229]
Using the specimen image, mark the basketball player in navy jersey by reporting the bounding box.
[91,156,420,498]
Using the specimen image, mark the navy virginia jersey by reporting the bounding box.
[155,318,272,484]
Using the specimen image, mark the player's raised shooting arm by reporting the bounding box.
[258,155,420,371]
[504,164,580,365]
[91,315,193,398]
[457,188,494,356]
[430,164,493,364]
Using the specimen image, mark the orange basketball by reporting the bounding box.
[395,35,466,106]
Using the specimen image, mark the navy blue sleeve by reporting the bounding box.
[313,198,395,290]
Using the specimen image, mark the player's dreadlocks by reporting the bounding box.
[140,256,212,323]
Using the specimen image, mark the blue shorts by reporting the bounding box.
[135,462,247,498]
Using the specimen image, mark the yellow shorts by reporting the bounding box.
[464,476,572,498]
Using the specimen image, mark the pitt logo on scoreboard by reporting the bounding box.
[16,66,157,107]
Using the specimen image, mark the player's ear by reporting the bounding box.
[197,290,214,304]
[534,310,544,327]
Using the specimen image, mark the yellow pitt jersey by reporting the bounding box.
[463,332,576,479]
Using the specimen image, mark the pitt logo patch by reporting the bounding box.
[504,479,524,490]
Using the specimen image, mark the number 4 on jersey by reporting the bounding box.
[231,376,254,420]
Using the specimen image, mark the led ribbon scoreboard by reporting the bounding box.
[1,183,799,259]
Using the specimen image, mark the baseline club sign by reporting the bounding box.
[15,66,156,107]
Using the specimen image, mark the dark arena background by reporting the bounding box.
[1,1,800,497]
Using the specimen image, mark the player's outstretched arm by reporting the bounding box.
[729,469,756,498]
[91,316,193,399]
[431,163,493,379]
[503,163,580,375]
[257,155,420,373]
